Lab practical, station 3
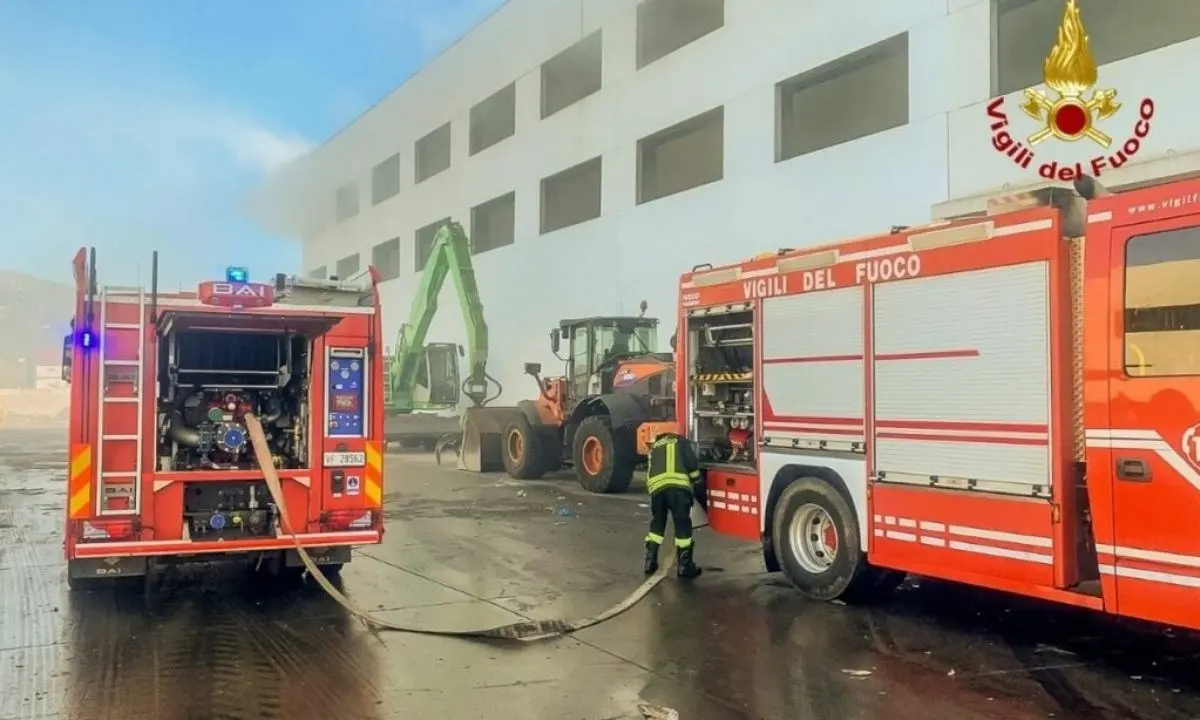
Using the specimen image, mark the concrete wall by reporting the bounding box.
[252,0,1200,403]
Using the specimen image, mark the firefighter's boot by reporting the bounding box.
[643,541,660,575]
[677,544,702,580]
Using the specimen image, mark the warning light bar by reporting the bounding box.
[226,266,249,283]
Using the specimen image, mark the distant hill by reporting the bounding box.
[0,270,74,388]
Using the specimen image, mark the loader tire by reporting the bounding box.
[572,415,635,494]
[502,417,547,479]
[772,477,902,605]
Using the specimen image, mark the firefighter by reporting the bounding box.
[644,431,703,579]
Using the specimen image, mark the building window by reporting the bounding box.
[470,83,517,156]
[636,0,723,69]
[1124,225,1200,378]
[415,123,451,183]
[335,253,360,279]
[637,106,723,205]
[372,154,401,205]
[471,192,516,255]
[994,0,1200,95]
[541,156,602,234]
[541,31,603,118]
[372,237,401,281]
[776,33,909,163]
[414,217,450,272]
[309,266,327,279]
[335,182,359,222]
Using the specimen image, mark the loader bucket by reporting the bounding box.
[458,406,525,473]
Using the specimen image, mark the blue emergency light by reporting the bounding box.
[226,266,249,283]
[79,329,95,350]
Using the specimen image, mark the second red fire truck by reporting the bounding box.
[63,254,385,589]
[679,173,1200,632]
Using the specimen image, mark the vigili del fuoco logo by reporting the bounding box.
[987,0,1155,181]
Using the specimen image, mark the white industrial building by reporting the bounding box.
[249,0,1200,401]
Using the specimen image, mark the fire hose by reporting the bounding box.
[245,414,677,642]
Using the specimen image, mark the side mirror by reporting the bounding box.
[457,344,465,357]
[524,362,542,376]
[60,333,73,383]
[549,328,560,354]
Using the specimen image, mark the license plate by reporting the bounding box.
[323,451,365,467]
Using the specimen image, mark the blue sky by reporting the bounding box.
[0,0,503,290]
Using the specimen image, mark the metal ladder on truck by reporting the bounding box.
[94,284,148,517]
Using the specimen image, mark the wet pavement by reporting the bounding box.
[3,427,1200,719]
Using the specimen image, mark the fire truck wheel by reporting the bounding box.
[572,415,635,494]
[502,417,547,479]
[773,477,871,602]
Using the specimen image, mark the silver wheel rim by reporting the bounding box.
[789,503,839,574]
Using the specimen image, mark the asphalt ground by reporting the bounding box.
[3,428,1200,719]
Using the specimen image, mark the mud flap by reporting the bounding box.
[68,556,148,580]
[245,413,679,642]
[284,545,351,568]
[457,407,524,473]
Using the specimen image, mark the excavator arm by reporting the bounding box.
[389,221,496,410]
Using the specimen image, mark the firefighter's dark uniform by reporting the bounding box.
[644,432,702,579]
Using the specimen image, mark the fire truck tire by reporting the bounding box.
[502,417,548,479]
[572,415,635,494]
[772,477,898,604]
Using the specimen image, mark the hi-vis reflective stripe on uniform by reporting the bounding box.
[69,443,93,519]
[691,372,752,383]
[363,441,383,505]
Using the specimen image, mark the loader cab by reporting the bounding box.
[550,316,659,399]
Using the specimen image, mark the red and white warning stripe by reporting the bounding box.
[709,488,759,516]
[872,514,1053,565]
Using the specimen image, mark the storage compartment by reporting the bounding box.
[184,481,278,540]
[687,309,756,469]
[157,330,311,471]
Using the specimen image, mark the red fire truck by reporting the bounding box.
[62,253,385,588]
[678,174,1200,631]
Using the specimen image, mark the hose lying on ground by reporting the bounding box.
[244,413,675,642]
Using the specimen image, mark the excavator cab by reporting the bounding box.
[412,342,463,408]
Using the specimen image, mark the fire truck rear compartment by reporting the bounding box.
[687,308,756,470]
[184,480,277,540]
[159,329,311,472]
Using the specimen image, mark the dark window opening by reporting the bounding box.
[415,217,450,272]
[636,0,724,69]
[470,83,517,156]
[335,182,359,222]
[372,154,401,204]
[471,192,516,255]
[637,106,724,205]
[776,33,909,162]
[372,237,401,281]
[542,31,603,118]
[994,0,1200,95]
[415,123,451,183]
[541,156,602,234]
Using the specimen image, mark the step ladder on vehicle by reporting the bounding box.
[95,284,147,517]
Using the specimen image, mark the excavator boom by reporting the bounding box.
[389,221,493,411]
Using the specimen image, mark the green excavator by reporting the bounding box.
[383,221,500,449]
